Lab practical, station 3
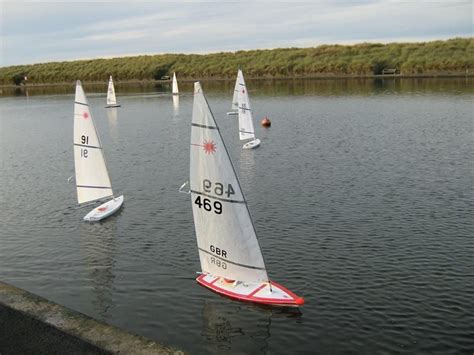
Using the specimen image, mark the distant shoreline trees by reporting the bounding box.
[1,38,472,86]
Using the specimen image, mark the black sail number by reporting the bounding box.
[194,196,222,215]
[202,179,235,198]
[80,135,90,158]
[240,103,247,115]
[210,257,227,270]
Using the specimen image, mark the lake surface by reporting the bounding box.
[1,78,473,354]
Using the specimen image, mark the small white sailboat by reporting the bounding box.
[105,75,120,108]
[226,73,239,116]
[236,70,261,149]
[189,82,304,307]
[74,80,124,222]
[172,72,179,95]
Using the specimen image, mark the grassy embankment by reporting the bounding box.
[1,38,472,86]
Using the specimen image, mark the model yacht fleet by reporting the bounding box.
[71,71,304,307]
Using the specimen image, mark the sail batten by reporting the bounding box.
[74,143,101,148]
[192,123,218,130]
[190,81,268,284]
[198,248,267,271]
[190,189,245,204]
[77,185,113,189]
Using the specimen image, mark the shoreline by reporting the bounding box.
[0,281,184,354]
[1,73,472,89]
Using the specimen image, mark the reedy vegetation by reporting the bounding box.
[1,38,472,85]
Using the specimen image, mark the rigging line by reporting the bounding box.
[74,101,88,106]
[198,248,266,271]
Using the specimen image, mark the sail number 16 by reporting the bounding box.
[80,135,89,158]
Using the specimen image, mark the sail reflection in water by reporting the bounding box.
[106,107,119,143]
[173,95,180,116]
[200,300,301,353]
[238,145,257,182]
[79,221,117,320]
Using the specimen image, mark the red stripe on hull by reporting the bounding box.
[196,274,304,307]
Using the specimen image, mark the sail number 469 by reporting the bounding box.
[194,180,236,214]
[203,179,235,197]
[194,196,222,214]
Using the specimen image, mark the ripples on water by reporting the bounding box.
[0,79,473,353]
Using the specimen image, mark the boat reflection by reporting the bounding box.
[79,220,117,321]
[172,95,180,116]
[106,107,119,143]
[238,145,256,182]
[201,300,301,352]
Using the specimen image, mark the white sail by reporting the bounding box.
[106,76,117,106]
[190,82,268,283]
[237,70,256,141]
[172,72,179,95]
[74,80,113,204]
[230,74,239,110]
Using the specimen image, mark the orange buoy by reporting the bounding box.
[261,116,271,127]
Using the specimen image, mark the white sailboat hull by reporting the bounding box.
[197,273,304,307]
[83,195,124,222]
[226,111,238,116]
[242,138,261,150]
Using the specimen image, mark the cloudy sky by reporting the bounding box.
[1,1,472,66]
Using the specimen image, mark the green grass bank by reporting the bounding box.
[1,38,472,86]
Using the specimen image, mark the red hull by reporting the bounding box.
[196,274,304,307]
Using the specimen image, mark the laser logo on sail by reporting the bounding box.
[203,140,216,155]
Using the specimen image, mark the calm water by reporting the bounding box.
[1,78,473,354]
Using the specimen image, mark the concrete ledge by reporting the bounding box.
[0,281,184,354]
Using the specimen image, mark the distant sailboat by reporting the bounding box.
[189,82,304,307]
[172,72,179,95]
[237,70,261,149]
[226,73,239,115]
[105,76,120,108]
[74,80,124,222]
